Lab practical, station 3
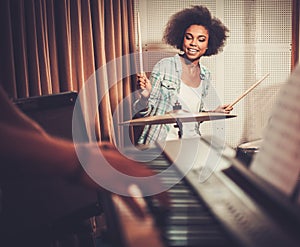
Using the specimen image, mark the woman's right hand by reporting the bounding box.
[137,73,152,99]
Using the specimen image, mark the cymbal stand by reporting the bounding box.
[173,100,183,139]
[174,118,183,139]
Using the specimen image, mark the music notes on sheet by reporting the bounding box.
[250,66,300,199]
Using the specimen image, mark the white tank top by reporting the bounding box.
[166,82,203,140]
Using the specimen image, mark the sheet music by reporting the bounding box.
[250,65,300,198]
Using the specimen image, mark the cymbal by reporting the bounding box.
[120,110,236,126]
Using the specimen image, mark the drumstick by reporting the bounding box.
[137,12,148,98]
[137,12,144,74]
[226,73,270,110]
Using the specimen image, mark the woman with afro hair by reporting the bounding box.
[134,5,233,145]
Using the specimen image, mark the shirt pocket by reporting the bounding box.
[160,79,177,95]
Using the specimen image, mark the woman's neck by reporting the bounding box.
[180,56,201,88]
[180,54,200,68]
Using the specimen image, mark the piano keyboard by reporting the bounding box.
[101,138,300,247]
[101,146,239,247]
[144,153,238,247]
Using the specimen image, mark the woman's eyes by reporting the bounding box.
[185,35,206,42]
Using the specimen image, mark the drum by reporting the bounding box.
[236,139,262,167]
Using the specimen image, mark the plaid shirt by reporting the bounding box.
[134,54,211,145]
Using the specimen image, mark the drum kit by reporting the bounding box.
[120,109,236,126]
[120,108,236,139]
[120,110,261,166]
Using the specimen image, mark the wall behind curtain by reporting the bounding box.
[0,0,137,144]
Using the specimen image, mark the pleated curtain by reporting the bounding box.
[0,0,137,145]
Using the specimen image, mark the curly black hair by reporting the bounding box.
[163,6,229,56]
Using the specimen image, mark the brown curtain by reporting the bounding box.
[0,0,137,145]
[292,0,299,70]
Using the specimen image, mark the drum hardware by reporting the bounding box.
[120,100,236,139]
[119,111,236,127]
[236,139,262,167]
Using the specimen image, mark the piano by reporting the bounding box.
[101,136,300,247]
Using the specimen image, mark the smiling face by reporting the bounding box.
[182,25,209,63]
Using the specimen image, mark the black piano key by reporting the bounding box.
[165,214,216,225]
[170,203,209,214]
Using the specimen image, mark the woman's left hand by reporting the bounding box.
[214,104,233,114]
